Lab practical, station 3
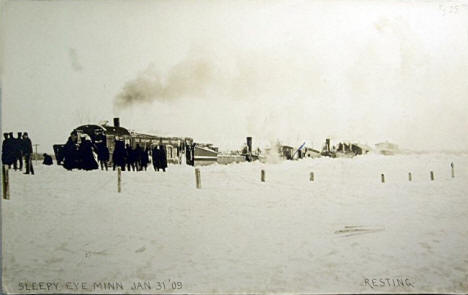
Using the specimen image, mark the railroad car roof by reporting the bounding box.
[131,132,186,142]
[75,124,131,136]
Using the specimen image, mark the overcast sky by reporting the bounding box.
[1,0,468,152]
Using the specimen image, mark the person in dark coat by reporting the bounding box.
[1,133,5,164]
[63,131,79,170]
[53,144,65,165]
[16,132,24,171]
[152,146,160,171]
[185,143,195,166]
[112,140,126,171]
[125,144,134,171]
[153,145,168,172]
[134,144,143,171]
[22,132,34,175]
[131,146,139,171]
[140,147,149,171]
[2,133,13,168]
[77,135,87,169]
[7,132,20,170]
[159,145,167,172]
[97,144,110,171]
[93,130,109,170]
[42,153,53,165]
[78,135,98,171]
[94,131,106,147]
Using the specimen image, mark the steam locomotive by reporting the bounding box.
[53,118,193,165]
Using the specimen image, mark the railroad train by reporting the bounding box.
[53,118,194,165]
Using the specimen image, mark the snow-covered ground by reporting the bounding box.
[2,154,468,294]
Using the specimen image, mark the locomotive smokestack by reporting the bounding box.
[246,137,252,153]
[113,117,120,127]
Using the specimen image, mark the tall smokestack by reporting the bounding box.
[113,118,120,127]
[246,137,252,153]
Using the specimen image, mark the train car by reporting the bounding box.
[74,118,131,156]
[184,142,219,166]
[193,144,218,166]
[131,132,186,164]
[54,118,189,165]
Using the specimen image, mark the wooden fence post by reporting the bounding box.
[408,172,412,182]
[117,167,121,193]
[195,168,201,189]
[310,172,314,182]
[261,169,265,182]
[381,173,385,183]
[430,171,434,181]
[451,162,455,178]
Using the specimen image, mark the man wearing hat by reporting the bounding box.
[63,130,79,170]
[22,132,34,175]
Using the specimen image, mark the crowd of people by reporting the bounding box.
[61,131,168,172]
[1,132,34,175]
[2,130,174,174]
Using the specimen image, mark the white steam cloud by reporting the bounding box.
[114,17,468,152]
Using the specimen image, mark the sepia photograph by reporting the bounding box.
[1,0,468,294]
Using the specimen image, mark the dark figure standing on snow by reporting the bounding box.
[1,133,5,165]
[8,132,20,170]
[152,145,168,172]
[130,145,139,171]
[159,145,167,172]
[112,140,126,171]
[97,144,110,171]
[22,132,34,175]
[152,146,159,171]
[78,135,98,171]
[185,143,195,166]
[2,133,13,168]
[134,144,143,171]
[63,131,80,170]
[140,147,149,171]
[42,153,53,165]
[94,130,106,147]
[16,132,24,171]
[78,135,88,169]
[94,130,109,170]
[125,144,135,171]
